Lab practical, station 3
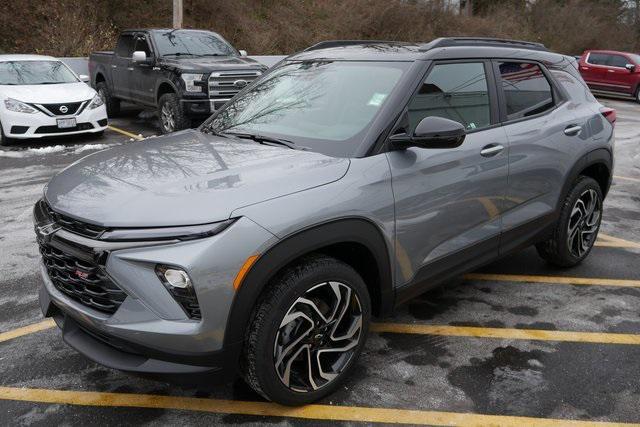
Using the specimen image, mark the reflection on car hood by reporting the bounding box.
[45,130,350,227]
[0,82,96,103]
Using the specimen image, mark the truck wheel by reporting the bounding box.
[158,93,190,134]
[96,82,120,117]
[241,255,370,406]
[635,87,640,104]
[536,176,603,267]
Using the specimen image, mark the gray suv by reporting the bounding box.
[35,38,614,405]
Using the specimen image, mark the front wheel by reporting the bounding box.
[96,82,120,117]
[241,255,370,405]
[536,176,603,267]
[158,93,190,134]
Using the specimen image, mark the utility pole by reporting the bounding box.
[173,0,183,29]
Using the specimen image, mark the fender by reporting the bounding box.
[221,218,394,357]
[557,147,612,212]
[155,79,180,104]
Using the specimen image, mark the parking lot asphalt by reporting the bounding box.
[1,99,640,426]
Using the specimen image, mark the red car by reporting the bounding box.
[578,50,640,103]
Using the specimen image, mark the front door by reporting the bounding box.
[131,34,157,106]
[387,60,509,292]
[112,34,134,100]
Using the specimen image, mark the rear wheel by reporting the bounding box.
[635,86,640,104]
[96,82,120,117]
[158,93,190,134]
[241,255,370,405]
[536,176,603,267]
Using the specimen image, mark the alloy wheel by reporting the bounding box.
[567,188,601,258]
[161,103,176,133]
[273,281,363,393]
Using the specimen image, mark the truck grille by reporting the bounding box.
[208,70,262,109]
[39,239,127,314]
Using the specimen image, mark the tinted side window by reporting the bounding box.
[498,62,554,121]
[115,35,134,57]
[134,36,152,57]
[587,53,608,65]
[550,70,596,104]
[607,54,628,68]
[407,62,491,132]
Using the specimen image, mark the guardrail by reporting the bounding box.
[59,56,288,76]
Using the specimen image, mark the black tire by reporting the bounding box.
[0,121,13,146]
[96,82,120,117]
[536,176,603,267]
[92,130,105,139]
[158,93,190,134]
[635,86,640,104]
[241,255,371,406]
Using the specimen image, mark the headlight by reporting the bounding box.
[181,73,204,92]
[88,94,104,109]
[99,218,236,241]
[4,98,36,114]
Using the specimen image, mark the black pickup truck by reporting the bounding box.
[89,29,267,133]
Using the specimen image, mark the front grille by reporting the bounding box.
[208,70,262,107]
[35,123,94,134]
[40,101,84,116]
[39,239,127,314]
[43,202,107,239]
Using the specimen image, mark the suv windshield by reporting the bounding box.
[153,30,237,57]
[204,61,409,156]
[0,60,78,85]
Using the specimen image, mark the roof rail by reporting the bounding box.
[420,37,548,52]
[303,40,405,52]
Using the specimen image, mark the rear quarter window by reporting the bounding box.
[550,69,597,104]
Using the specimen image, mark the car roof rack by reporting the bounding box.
[303,40,406,52]
[420,37,548,52]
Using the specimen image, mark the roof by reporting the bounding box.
[288,37,566,64]
[0,54,58,62]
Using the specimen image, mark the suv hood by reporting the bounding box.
[44,130,349,227]
[0,82,96,103]
[161,56,265,73]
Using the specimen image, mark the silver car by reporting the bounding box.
[35,38,614,405]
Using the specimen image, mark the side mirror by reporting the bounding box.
[132,51,150,64]
[625,63,636,72]
[389,116,466,150]
[238,50,248,57]
[78,74,90,83]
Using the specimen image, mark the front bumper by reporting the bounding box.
[1,104,107,139]
[37,215,277,380]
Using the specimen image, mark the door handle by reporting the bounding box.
[480,144,504,157]
[607,69,616,73]
[111,65,117,68]
[564,125,582,136]
[127,67,134,71]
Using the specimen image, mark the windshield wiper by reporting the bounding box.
[224,132,301,150]
[164,52,202,57]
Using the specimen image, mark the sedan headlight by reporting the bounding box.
[4,98,36,114]
[181,73,205,92]
[99,218,236,241]
[88,94,104,110]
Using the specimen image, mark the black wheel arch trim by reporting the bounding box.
[558,148,612,212]
[155,79,180,104]
[222,217,394,356]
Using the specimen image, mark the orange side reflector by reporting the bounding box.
[233,254,260,290]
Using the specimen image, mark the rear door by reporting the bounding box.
[112,34,134,100]
[580,52,609,91]
[495,61,583,253]
[387,60,509,289]
[603,53,634,95]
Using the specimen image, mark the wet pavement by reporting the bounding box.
[1,99,639,425]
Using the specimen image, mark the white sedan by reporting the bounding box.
[0,55,107,145]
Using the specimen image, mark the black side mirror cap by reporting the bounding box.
[389,116,466,150]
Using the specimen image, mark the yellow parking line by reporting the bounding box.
[371,323,640,345]
[464,273,640,288]
[614,175,640,183]
[597,233,640,249]
[0,387,635,426]
[107,125,144,141]
[0,319,55,343]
